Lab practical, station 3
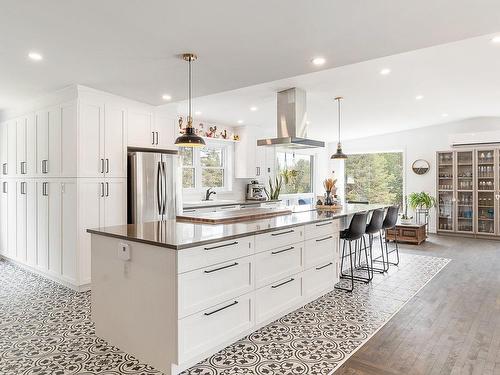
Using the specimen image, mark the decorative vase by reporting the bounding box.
[325,190,333,205]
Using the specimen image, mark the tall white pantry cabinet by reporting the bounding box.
[0,87,175,289]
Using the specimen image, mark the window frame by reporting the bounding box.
[275,151,315,196]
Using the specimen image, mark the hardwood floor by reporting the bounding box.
[335,234,500,375]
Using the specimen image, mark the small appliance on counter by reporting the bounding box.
[246,180,266,201]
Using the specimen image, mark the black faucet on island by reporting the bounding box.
[204,187,216,201]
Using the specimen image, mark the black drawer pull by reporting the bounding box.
[204,241,238,251]
[316,221,333,227]
[316,235,333,242]
[316,262,333,270]
[271,246,295,255]
[183,209,196,213]
[204,262,238,274]
[271,229,294,236]
[271,278,295,289]
[204,301,239,316]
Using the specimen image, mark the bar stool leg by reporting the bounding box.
[385,226,400,266]
[336,240,354,292]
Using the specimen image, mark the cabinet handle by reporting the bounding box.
[271,278,295,289]
[100,182,105,197]
[316,262,333,270]
[256,167,260,176]
[152,131,155,145]
[204,262,239,274]
[316,221,333,227]
[100,158,104,173]
[42,182,48,196]
[204,241,238,251]
[21,182,26,195]
[155,131,159,145]
[2,163,6,175]
[316,235,333,242]
[41,159,48,174]
[271,229,294,236]
[183,209,196,213]
[271,246,295,255]
[20,161,27,174]
[105,158,109,174]
[204,301,239,316]
[219,206,237,210]
[105,182,109,197]
[2,182,6,193]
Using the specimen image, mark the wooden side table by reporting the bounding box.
[386,223,427,245]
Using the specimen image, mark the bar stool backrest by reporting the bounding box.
[366,208,385,234]
[383,206,399,229]
[346,211,368,240]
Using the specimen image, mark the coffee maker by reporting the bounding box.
[246,180,266,200]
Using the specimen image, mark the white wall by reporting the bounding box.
[329,117,500,232]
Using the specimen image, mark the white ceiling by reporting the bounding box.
[174,34,500,141]
[2,0,500,112]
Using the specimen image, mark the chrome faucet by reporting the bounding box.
[205,187,216,201]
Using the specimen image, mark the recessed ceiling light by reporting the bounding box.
[442,113,449,117]
[237,120,244,124]
[28,52,43,61]
[311,57,326,66]
[306,121,311,125]
[162,94,172,101]
[250,106,258,111]
[415,95,424,100]
[491,35,500,43]
[380,68,391,75]
[195,111,202,116]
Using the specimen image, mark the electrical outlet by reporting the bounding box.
[117,243,131,261]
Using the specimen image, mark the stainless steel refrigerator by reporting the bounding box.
[127,148,181,223]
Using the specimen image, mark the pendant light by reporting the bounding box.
[331,96,347,159]
[175,53,206,147]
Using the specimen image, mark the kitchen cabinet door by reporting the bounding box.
[7,180,17,259]
[104,105,127,178]
[7,120,16,177]
[154,115,176,149]
[37,181,49,270]
[35,110,49,175]
[61,181,78,283]
[48,182,62,276]
[79,102,104,177]
[16,117,26,176]
[234,126,258,179]
[0,124,8,176]
[16,181,27,262]
[104,179,127,227]
[60,102,78,177]
[0,182,8,255]
[47,106,62,177]
[26,114,36,176]
[128,110,153,148]
[26,181,37,267]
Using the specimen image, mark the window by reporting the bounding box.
[344,152,403,207]
[276,152,313,194]
[180,144,228,190]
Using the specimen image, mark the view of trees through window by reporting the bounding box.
[276,152,313,194]
[179,146,225,189]
[345,152,403,207]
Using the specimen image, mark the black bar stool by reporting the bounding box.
[374,206,400,268]
[357,208,387,274]
[335,211,371,292]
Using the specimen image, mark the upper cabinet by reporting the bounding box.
[0,122,8,176]
[154,113,176,149]
[78,100,127,178]
[128,109,176,150]
[235,126,275,182]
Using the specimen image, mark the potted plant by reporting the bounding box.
[400,201,413,225]
[265,175,283,200]
[408,192,436,225]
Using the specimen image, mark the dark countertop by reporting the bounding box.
[183,199,281,210]
[87,204,388,250]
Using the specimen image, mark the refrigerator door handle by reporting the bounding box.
[161,161,167,215]
[157,161,162,215]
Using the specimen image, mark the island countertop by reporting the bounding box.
[87,204,388,250]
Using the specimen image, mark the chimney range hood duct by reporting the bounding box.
[257,87,324,149]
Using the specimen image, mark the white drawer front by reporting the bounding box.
[254,244,302,289]
[178,236,253,274]
[255,226,303,253]
[178,294,253,363]
[304,235,337,269]
[255,276,302,325]
[178,257,253,318]
[303,260,336,299]
[304,220,339,240]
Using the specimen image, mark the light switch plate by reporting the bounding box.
[117,243,131,261]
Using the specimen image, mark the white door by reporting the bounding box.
[60,102,78,177]
[26,180,37,267]
[104,179,127,227]
[104,105,127,178]
[16,117,26,176]
[16,181,27,262]
[0,182,8,255]
[155,115,176,149]
[37,181,49,270]
[79,102,104,177]
[7,180,17,259]
[35,110,49,175]
[7,121,16,177]
[61,181,78,283]
[128,111,153,148]
[48,181,62,276]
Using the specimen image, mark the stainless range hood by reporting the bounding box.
[257,87,324,149]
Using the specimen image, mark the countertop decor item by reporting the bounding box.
[175,53,206,147]
[331,96,347,159]
[412,159,430,175]
[317,176,342,210]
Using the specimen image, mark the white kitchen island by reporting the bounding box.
[88,204,386,374]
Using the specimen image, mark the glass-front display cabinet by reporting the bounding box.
[437,152,454,232]
[456,151,474,233]
[476,149,496,235]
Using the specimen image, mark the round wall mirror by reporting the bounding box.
[412,159,430,175]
